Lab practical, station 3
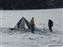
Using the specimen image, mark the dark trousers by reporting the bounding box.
[49,26,52,32]
[31,24,34,33]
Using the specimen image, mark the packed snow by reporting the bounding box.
[0,8,63,47]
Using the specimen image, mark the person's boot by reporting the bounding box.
[50,30,52,32]
[31,31,34,33]
[50,29,52,32]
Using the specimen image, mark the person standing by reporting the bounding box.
[30,17,35,33]
[48,19,53,32]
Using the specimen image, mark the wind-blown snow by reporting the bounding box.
[0,28,63,47]
[0,8,63,47]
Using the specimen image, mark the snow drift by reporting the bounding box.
[0,8,63,47]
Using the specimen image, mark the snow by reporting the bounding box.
[0,8,63,47]
[2,9,62,31]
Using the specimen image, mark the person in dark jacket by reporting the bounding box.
[30,17,35,33]
[48,19,53,32]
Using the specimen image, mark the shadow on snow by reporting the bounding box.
[0,27,62,36]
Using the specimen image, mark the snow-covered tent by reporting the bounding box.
[14,17,32,30]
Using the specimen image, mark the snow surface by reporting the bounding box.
[0,8,63,47]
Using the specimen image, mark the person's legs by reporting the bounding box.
[49,26,52,32]
[50,27,52,32]
[31,24,34,33]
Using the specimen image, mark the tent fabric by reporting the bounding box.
[15,17,32,30]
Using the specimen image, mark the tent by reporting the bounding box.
[14,17,32,30]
